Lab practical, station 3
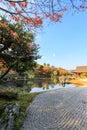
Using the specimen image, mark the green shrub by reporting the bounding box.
[0,89,18,99]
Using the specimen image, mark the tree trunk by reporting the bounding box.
[0,65,13,80]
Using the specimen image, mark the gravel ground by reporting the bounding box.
[21,87,87,130]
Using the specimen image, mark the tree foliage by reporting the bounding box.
[0,0,87,30]
[0,16,40,79]
[35,64,67,78]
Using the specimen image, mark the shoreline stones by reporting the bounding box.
[0,103,20,130]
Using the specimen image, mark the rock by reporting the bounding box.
[13,103,20,117]
[7,115,15,130]
[0,103,20,130]
[5,108,9,113]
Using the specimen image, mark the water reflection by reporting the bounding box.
[0,78,83,93]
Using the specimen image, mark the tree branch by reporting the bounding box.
[0,64,14,80]
[0,7,18,15]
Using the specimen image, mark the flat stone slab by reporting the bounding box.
[21,87,87,130]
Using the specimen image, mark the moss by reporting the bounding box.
[1,112,9,120]
[0,100,7,116]
[13,92,42,130]
[0,92,42,130]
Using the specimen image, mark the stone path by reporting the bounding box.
[21,87,87,130]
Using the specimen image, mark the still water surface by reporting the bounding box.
[0,78,86,92]
[31,83,75,92]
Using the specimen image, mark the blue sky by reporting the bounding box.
[36,11,87,70]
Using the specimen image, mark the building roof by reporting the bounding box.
[74,66,87,73]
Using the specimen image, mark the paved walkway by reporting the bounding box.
[21,87,87,130]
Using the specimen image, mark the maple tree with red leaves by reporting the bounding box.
[35,64,67,78]
[0,0,87,30]
[0,16,40,80]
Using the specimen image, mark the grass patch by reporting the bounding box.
[14,92,42,130]
[0,91,42,130]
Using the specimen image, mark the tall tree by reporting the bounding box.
[0,16,40,80]
[0,0,86,30]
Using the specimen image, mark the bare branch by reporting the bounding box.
[0,7,18,15]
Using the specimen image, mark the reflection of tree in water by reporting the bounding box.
[27,80,34,85]
[32,81,43,88]
[51,78,59,84]
[50,84,54,88]
[30,79,52,90]
[1,78,67,92]
[42,82,49,90]
[59,82,65,87]
[37,81,43,88]
[14,80,32,92]
[62,83,65,87]
[36,78,60,90]
[20,86,32,93]
[52,79,58,84]
[32,83,38,88]
[17,79,66,91]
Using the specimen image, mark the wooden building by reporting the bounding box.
[73,66,87,77]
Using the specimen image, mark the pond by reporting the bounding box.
[0,78,87,93]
